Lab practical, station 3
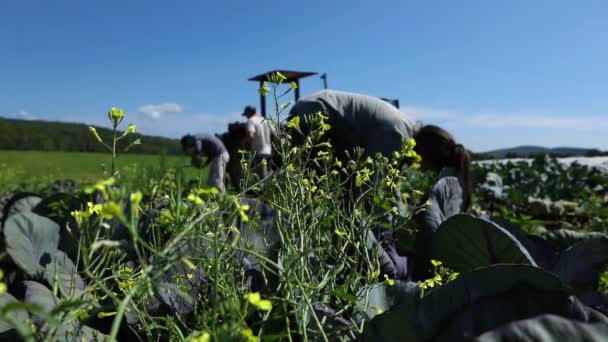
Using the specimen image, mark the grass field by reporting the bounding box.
[0,150,208,191]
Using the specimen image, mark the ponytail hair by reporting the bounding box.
[414,125,473,210]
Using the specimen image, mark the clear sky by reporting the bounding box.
[1,0,607,152]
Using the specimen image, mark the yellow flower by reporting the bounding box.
[383,274,395,286]
[130,191,143,206]
[287,116,301,131]
[95,201,126,222]
[71,210,84,225]
[88,126,104,143]
[243,292,272,311]
[242,328,258,342]
[258,82,270,96]
[192,332,210,342]
[0,269,6,295]
[195,187,220,196]
[108,107,125,126]
[334,229,347,237]
[187,193,203,205]
[233,197,250,222]
[159,210,174,224]
[276,71,287,81]
[127,123,137,133]
[87,202,102,215]
[84,177,116,195]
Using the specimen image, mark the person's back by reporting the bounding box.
[288,89,418,158]
[247,114,273,157]
[193,133,227,158]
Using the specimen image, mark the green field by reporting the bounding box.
[0,150,208,191]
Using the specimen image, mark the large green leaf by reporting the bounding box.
[473,314,608,342]
[357,281,419,320]
[44,251,85,298]
[358,281,420,342]
[489,217,558,269]
[432,214,536,273]
[553,237,608,292]
[0,293,28,334]
[4,212,60,277]
[7,195,42,218]
[537,227,608,252]
[360,300,418,342]
[23,281,108,341]
[416,264,606,341]
[24,280,59,312]
[1,193,42,227]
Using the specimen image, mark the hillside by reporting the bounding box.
[477,145,605,159]
[0,117,182,155]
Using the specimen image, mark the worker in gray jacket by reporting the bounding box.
[287,89,421,160]
[181,133,230,193]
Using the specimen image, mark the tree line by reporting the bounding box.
[0,117,182,155]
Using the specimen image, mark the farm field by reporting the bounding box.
[475,156,608,170]
[0,85,607,341]
[1,127,607,341]
[0,150,207,192]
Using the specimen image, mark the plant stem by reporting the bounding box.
[112,125,117,177]
[109,285,138,341]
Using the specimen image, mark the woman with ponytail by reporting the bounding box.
[413,125,473,210]
[409,125,474,279]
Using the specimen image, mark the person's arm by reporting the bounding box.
[191,155,203,168]
[246,121,256,142]
[202,156,213,168]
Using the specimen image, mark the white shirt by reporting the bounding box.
[246,114,273,156]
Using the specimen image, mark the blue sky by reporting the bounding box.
[1,0,607,152]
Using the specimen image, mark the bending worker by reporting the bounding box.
[181,133,230,193]
[287,89,473,281]
[287,89,421,161]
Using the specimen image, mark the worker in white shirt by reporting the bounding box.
[242,105,275,178]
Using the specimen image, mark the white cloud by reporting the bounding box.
[399,105,608,131]
[133,111,244,138]
[18,110,34,119]
[2,110,37,120]
[138,102,183,120]
[467,113,608,130]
